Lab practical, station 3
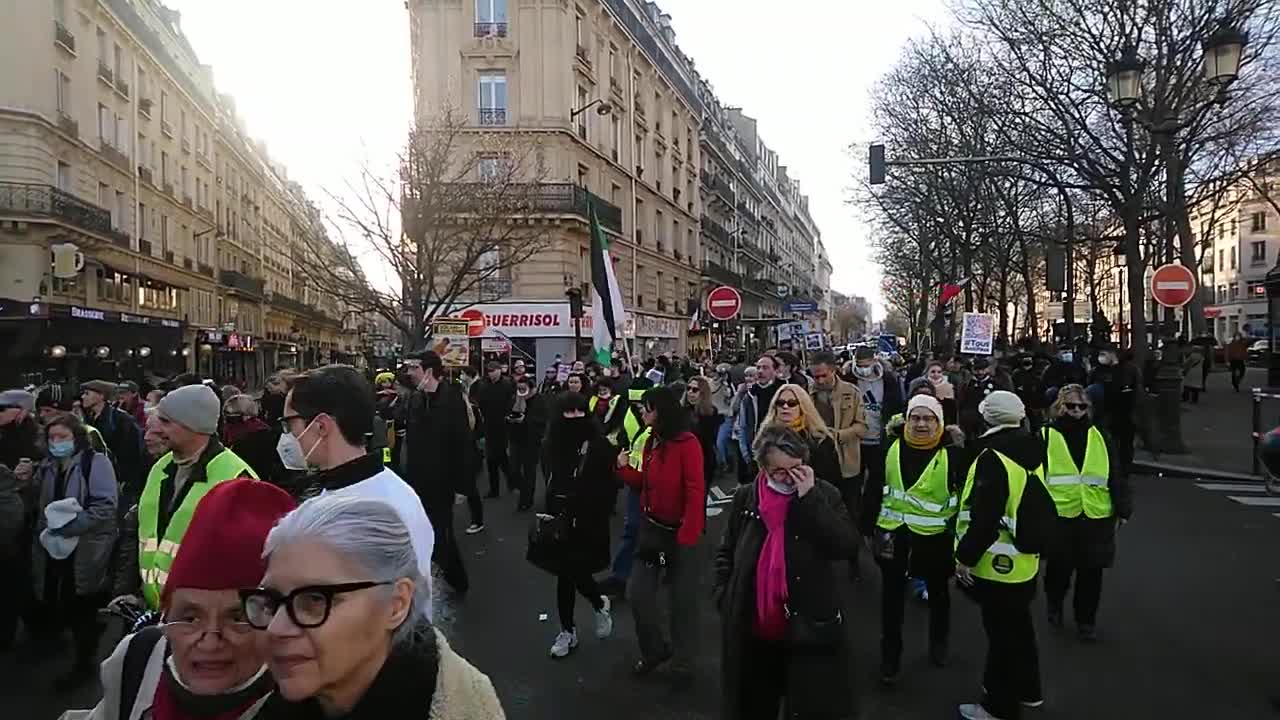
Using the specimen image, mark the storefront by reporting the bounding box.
[198,330,263,388]
[455,301,689,371]
[0,298,186,387]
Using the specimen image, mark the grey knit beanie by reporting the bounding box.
[978,390,1025,428]
[157,384,221,435]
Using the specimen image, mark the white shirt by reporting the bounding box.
[322,467,436,614]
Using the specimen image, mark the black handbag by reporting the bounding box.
[525,443,588,575]
[635,441,681,566]
[785,604,844,651]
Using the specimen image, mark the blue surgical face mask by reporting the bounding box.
[48,439,75,458]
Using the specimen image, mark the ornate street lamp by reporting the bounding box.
[1202,21,1247,86]
[1105,47,1145,109]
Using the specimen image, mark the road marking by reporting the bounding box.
[1196,482,1268,493]
[1227,495,1280,507]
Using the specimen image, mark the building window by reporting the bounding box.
[160,91,169,123]
[475,0,507,35]
[1253,211,1268,233]
[113,43,124,80]
[97,103,112,144]
[1252,240,1266,265]
[576,86,588,140]
[116,191,127,231]
[1219,249,1225,271]
[611,115,621,162]
[1230,246,1237,269]
[160,150,169,184]
[1248,279,1266,298]
[476,152,510,181]
[56,161,71,192]
[576,163,588,189]
[1229,283,1239,301]
[55,70,70,114]
[477,71,507,125]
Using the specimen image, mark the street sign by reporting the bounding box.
[706,285,742,321]
[784,300,819,313]
[1151,263,1197,308]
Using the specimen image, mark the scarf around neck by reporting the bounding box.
[754,476,792,642]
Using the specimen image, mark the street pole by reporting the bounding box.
[573,315,582,361]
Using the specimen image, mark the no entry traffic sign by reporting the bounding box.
[1150,263,1197,308]
[706,285,742,321]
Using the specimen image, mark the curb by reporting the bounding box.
[1133,459,1261,482]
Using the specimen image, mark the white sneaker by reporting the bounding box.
[594,596,614,639]
[465,523,485,535]
[958,704,1008,720]
[549,629,578,658]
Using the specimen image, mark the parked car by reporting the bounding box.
[1248,339,1270,365]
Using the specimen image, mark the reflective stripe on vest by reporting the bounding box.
[137,448,259,609]
[955,449,1040,584]
[1039,426,1113,519]
[876,440,956,536]
[628,426,652,471]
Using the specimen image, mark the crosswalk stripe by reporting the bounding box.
[1227,495,1280,507]
[1196,482,1267,493]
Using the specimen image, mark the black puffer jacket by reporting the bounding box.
[955,427,1057,570]
[713,479,857,720]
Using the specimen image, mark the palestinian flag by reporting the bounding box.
[589,204,627,365]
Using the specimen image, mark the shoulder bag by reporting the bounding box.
[635,440,680,567]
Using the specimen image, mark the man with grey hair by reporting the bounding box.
[81,379,145,498]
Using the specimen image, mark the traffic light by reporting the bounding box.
[869,143,886,185]
[566,287,584,318]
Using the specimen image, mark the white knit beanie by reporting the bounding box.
[906,394,944,425]
[978,390,1026,428]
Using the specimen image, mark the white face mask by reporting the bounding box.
[766,478,798,495]
[276,419,319,471]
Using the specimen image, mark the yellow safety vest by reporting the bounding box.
[137,448,259,609]
[955,450,1040,584]
[1040,427,1113,519]
[628,426,652,471]
[877,440,956,536]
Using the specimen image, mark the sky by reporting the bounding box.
[163,0,952,319]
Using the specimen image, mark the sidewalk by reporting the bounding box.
[1132,366,1266,479]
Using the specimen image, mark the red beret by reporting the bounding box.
[161,479,297,607]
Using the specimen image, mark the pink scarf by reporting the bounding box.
[754,475,792,641]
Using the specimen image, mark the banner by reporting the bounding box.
[959,312,996,355]
[430,318,471,367]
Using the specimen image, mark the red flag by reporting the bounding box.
[939,276,971,305]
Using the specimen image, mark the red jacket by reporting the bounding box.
[619,431,705,546]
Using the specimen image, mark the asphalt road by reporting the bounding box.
[7,469,1280,719]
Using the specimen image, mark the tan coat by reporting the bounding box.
[79,627,504,720]
[823,378,868,479]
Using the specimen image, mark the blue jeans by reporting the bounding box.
[715,414,735,467]
[610,487,642,582]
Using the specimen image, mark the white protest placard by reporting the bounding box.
[959,312,996,355]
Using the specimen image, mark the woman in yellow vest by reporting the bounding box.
[1041,384,1132,642]
[862,394,966,685]
[954,391,1057,720]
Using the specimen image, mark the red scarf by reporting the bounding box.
[754,475,792,641]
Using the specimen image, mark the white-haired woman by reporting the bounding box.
[244,495,504,720]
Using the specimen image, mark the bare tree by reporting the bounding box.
[291,106,554,349]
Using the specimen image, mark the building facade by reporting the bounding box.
[0,0,352,389]
[409,0,830,363]
[1197,169,1280,340]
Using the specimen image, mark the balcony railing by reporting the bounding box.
[97,60,113,86]
[220,269,265,298]
[701,217,731,246]
[478,108,506,126]
[271,294,314,317]
[441,182,623,234]
[710,173,734,203]
[704,261,740,286]
[54,21,75,53]
[161,119,173,137]
[138,166,153,185]
[56,112,78,138]
[0,182,113,237]
[115,77,130,99]
[198,262,214,277]
[474,22,508,37]
[138,97,153,117]
[100,142,130,173]
[575,45,591,64]
[140,239,153,256]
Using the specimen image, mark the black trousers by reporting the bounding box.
[973,578,1042,720]
[738,636,846,720]
[876,554,950,662]
[1044,557,1103,626]
[839,476,862,573]
[1110,421,1135,475]
[509,435,540,508]
[1231,359,1247,390]
[485,433,511,495]
[425,504,469,594]
[557,570,603,631]
[860,443,886,490]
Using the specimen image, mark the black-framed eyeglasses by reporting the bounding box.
[239,581,390,630]
[1064,402,1090,411]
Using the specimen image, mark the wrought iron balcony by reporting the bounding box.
[474,22,508,37]
[115,77,130,99]
[442,182,623,234]
[97,60,113,86]
[220,269,265,298]
[54,22,75,53]
[270,293,313,317]
[100,142,130,173]
[138,97,153,117]
[478,108,507,126]
[0,182,113,237]
[700,217,731,246]
[56,112,78,138]
[138,166,153,185]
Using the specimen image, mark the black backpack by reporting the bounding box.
[118,625,164,720]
